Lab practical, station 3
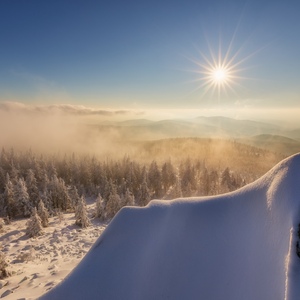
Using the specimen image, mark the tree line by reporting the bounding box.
[0,147,249,224]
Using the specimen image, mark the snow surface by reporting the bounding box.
[0,211,107,299]
[40,153,300,300]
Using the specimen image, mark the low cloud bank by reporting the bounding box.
[0,101,139,156]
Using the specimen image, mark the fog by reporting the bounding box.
[0,102,139,157]
[0,101,299,159]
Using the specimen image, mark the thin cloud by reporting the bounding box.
[0,102,143,116]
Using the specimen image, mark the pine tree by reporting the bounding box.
[48,175,71,211]
[0,167,6,194]
[148,161,162,198]
[0,194,4,217]
[170,175,183,199]
[181,159,196,196]
[123,188,135,206]
[26,207,43,237]
[14,178,32,217]
[40,190,52,215]
[75,196,90,228]
[70,186,81,210]
[3,174,17,218]
[137,171,151,206]
[221,167,233,192]
[37,199,49,227]
[26,169,39,207]
[161,160,176,194]
[106,185,121,219]
[94,193,105,220]
[9,162,19,185]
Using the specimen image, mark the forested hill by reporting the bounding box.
[0,139,284,222]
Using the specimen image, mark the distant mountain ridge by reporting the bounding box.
[93,116,300,143]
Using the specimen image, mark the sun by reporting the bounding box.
[191,52,241,99]
[211,66,229,84]
[186,34,258,100]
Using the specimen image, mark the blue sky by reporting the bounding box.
[0,0,299,117]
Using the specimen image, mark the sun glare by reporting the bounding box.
[212,67,228,84]
[187,32,258,100]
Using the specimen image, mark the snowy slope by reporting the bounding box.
[41,153,300,300]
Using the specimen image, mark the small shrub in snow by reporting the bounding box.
[26,208,43,238]
[17,247,35,262]
[0,251,9,279]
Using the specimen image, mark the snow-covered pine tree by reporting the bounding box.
[26,207,43,237]
[106,184,122,219]
[221,167,233,193]
[170,175,182,199]
[161,160,176,194]
[123,188,135,206]
[9,162,19,185]
[0,194,4,217]
[39,171,49,194]
[37,199,49,227]
[26,169,39,207]
[40,190,53,215]
[48,175,71,211]
[75,196,90,228]
[94,193,105,220]
[14,178,32,217]
[180,159,196,197]
[70,186,81,211]
[3,174,17,218]
[148,160,162,198]
[0,166,6,194]
[137,172,151,206]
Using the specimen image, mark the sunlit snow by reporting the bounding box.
[41,153,300,300]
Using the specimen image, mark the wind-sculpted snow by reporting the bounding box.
[41,153,300,300]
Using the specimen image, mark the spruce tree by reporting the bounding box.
[37,199,49,227]
[3,174,17,218]
[14,178,32,217]
[137,175,151,206]
[48,175,71,211]
[75,196,90,228]
[70,186,81,210]
[106,185,121,219]
[161,160,176,194]
[123,188,135,206]
[170,175,183,199]
[26,169,39,207]
[95,193,105,220]
[0,167,6,194]
[26,207,43,237]
[148,160,162,198]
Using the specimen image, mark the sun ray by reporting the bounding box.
[188,33,259,101]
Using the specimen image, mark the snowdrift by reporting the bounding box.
[41,153,300,300]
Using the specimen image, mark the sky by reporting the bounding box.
[0,0,300,121]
